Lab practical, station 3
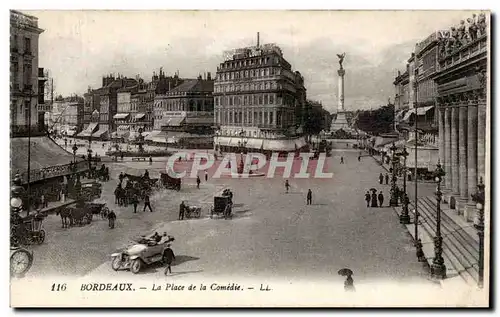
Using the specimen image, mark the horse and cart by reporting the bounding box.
[56,202,110,228]
[160,172,181,191]
[10,212,46,246]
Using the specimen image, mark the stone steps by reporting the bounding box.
[408,197,479,286]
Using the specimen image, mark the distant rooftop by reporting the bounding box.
[223,43,283,62]
[10,10,42,30]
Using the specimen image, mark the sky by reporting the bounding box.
[26,10,471,113]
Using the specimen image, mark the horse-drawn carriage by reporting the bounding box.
[160,172,181,191]
[79,181,102,202]
[210,189,233,219]
[56,202,109,228]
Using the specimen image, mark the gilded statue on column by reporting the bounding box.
[336,53,346,69]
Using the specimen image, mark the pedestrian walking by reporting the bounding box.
[205,170,208,182]
[196,175,201,189]
[344,275,355,292]
[149,156,153,165]
[114,184,121,205]
[143,194,153,212]
[120,152,124,161]
[379,173,384,184]
[40,194,48,208]
[378,191,384,207]
[132,194,139,213]
[385,173,389,185]
[340,156,344,164]
[163,246,176,276]
[364,191,371,207]
[179,201,185,220]
[285,180,290,193]
[371,191,378,208]
[306,189,312,205]
[358,155,361,162]
[107,210,116,229]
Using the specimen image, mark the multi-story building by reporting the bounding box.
[151,70,184,131]
[149,74,214,148]
[37,67,49,131]
[213,40,308,153]
[52,96,84,136]
[10,10,44,134]
[98,75,137,136]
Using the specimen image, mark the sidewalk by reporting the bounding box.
[369,154,476,289]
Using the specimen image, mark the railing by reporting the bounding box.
[12,161,88,184]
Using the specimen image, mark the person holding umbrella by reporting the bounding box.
[338,268,355,292]
[379,173,384,184]
[364,191,371,207]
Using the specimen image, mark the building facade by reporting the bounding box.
[152,70,184,131]
[213,42,308,153]
[433,13,488,216]
[10,10,44,133]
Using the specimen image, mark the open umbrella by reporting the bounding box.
[370,188,377,193]
[338,268,353,277]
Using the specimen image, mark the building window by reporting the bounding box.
[264,95,268,104]
[269,111,273,124]
[245,70,248,77]
[265,68,269,76]
[265,82,269,90]
[249,95,253,105]
[259,95,263,105]
[231,72,234,80]
[269,94,274,104]
[240,71,243,78]
[243,96,247,105]
[261,69,264,77]
[254,95,258,105]
[264,112,268,124]
[24,37,31,54]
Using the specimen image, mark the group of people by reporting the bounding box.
[115,170,154,213]
[364,190,385,208]
[284,180,313,205]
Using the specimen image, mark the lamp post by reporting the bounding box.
[389,142,399,207]
[72,144,78,163]
[11,173,26,246]
[413,68,420,246]
[431,160,446,280]
[399,146,410,224]
[87,148,93,178]
[471,177,485,288]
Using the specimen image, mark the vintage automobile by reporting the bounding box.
[110,235,175,274]
[80,181,102,201]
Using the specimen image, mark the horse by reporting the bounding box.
[56,207,72,228]
[100,206,109,219]
[69,207,92,226]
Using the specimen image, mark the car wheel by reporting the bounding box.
[131,259,142,274]
[111,257,122,271]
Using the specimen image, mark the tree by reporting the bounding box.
[356,104,394,135]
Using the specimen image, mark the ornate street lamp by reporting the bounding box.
[11,173,25,213]
[413,68,420,247]
[399,146,410,224]
[87,148,93,178]
[389,143,399,207]
[430,160,446,280]
[471,177,485,288]
[72,143,78,163]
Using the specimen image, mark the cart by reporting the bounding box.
[160,171,181,191]
[182,201,203,219]
[210,196,232,219]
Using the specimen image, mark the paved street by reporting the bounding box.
[20,149,432,287]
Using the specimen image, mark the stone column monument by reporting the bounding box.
[330,53,350,132]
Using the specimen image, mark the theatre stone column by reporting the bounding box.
[458,98,469,214]
[477,92,486,182]
[450,104,460,208]
[444,106,452,192]
[438,106,445,166]
[464,92,478,221]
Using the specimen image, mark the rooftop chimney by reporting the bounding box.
[257,32,260,47]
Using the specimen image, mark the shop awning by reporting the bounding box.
[246,138,263,149]
[162,117,186,127]
[402,109,415,121]
[294,137,307,149]
[66,130,77,136]
[395,110,406,121]
[78,122,98,137]
[144,130,161,141]
[263,139,296,151]
[135,113,146,120]
[417,105,435,116]
[11,136,87,184]
[216,137,232,147]
[92,126,109,138]
[114,113,130,120]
